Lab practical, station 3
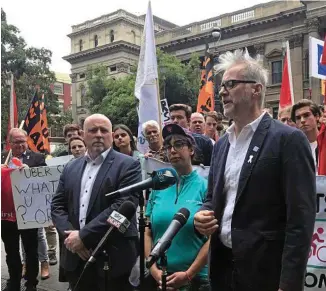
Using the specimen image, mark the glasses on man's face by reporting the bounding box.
[11,140,27,145]
[219,80,256,92]
[163,140,188,152]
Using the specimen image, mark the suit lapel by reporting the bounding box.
[235,114,271,205]
[73,158,87,217]
[23,150,32,165]
[86,150,115,217]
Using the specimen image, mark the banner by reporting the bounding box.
[305,175,326,290]
[309,36,326,80]
[46,155,73,167]
[196,43,214,113]
[10,165,64,229]
[23,92,50,154]
[279,41,294,109]
[135,1,160,154]
[161,98,171,126]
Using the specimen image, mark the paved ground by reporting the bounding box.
[1,241,69,291]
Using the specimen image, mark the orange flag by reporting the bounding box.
[23,91,50,154]
[197,44,214,113]
[279,41,294,109]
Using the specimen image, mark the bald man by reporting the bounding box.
[190,112,205,134]
[51,114,141,291]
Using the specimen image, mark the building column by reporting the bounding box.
[306,17,321,104]
[289,34,303,102]
[70,73,78,123]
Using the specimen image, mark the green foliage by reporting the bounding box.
[1,8,59,141]
[85,49,201,134]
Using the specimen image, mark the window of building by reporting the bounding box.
[80,85,86,106]
[271,60,282,84]
[79,39,83,51]
[79,73,85,79]
[110,66,116,72]
[304,51,309,80]
[110,30,114,43]
[94,35,98,48]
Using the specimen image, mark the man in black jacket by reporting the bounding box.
[1,128,46,291]
[51,114,141,291]
[169,104,213,165]
[194,50,315,291]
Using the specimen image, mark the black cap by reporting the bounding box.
[162,123,190,139]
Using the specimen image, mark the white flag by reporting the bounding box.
[309,36,326,80]
[135,1,160,154]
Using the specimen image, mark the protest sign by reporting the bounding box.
[160,99,171,125]
[11,165,64,229]
[46,155,73,166]
[305,175,326,290]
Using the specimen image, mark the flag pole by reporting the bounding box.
[155,78,163,145]
[4,120,25,166]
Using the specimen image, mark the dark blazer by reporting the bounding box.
[201,113,316,291]
[1,150,46,168]
[51,149,142,277]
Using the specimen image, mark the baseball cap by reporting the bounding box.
[162,124,195,143]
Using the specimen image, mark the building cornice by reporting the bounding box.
[63,41,140,64]
[157,7,305,50]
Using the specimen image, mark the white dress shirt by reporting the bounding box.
[220,113,265,248]
[79,148,110,228]
[309,141,318,171]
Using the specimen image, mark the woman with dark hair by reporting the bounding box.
[144,123,210,291]
[113,124,143,160]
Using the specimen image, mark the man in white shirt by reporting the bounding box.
[51,114,142,291]
[194,49,315,291]
[291,99,321,169]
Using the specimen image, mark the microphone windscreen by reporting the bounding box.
[173,208,190,226]
[117,200,137,220]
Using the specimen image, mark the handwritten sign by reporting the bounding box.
[160,99,171,125]
[305,175,326,290]
[11,165,64,229]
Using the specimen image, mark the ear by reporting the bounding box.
[79,130,84,138]
[189,147,195,156]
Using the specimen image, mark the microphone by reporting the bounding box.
[86,200,136,266]
[146,208,190,269]
[105,168,178,197]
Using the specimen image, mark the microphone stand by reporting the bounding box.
[161,253,168,291]
[138,189,150,290]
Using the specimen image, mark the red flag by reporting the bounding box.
[321,35,326,65]
[1,167,17,222]
[5,74,18,151]
[23,92,50,154]
[317,123,326,175]
[279,41,294,109]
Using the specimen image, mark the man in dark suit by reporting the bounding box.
[51,114,141,291]
[194,50,316,291]
[1,128,46,291]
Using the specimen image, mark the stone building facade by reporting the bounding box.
[63,0,326,123]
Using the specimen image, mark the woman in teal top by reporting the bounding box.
[145,123,210,291]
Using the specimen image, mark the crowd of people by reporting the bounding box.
[1,48,326,291]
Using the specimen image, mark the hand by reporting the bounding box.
[144,152,153,159]
[194,210,218,236]
[1,164,8,168]
[150,265,162,283]
[18,164,29,171]
[165,272,189,289]
[76,246,91,261]
[64,230,85,253]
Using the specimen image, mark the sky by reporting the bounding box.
[2,0,272,74]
